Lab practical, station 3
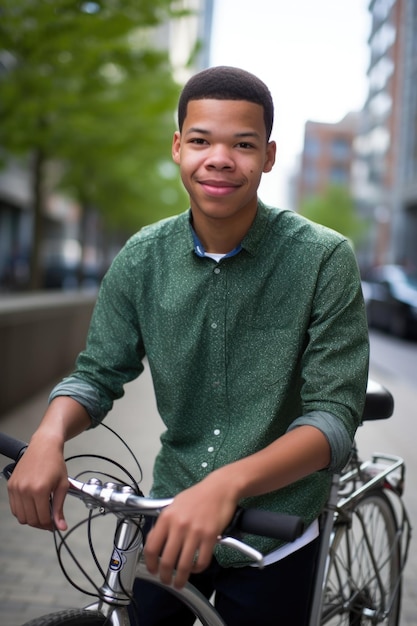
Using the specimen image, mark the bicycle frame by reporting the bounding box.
[308,445,411,626]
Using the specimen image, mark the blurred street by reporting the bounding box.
[0,331,416,625]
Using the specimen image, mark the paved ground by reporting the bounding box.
[0,361,415,625]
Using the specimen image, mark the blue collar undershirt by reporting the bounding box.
[190,225,242,259]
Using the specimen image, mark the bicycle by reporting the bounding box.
[312,379,412,626]
[0,378,411,626]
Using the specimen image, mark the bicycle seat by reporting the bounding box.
[362,379,394,421]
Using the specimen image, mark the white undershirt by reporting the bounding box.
[205,252,226,262]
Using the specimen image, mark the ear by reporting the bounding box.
[263,141,276,173]
[172,131,181,164]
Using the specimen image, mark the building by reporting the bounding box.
[296,113,360,210]
[358,0,417,269]
[395,0,417,268]
[293,0,417,272]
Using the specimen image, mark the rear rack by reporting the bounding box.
[338,453,405,507]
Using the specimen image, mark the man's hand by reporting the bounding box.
[7,397,91,532]
[144,473,238,589]
[8,432,69,531]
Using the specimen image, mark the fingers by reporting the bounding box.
[51,480,69,531]
[144,518,215,589]
[8,479,54,530]
[7,459,69,531]
[175,538,213,589]
[143,475,238,589]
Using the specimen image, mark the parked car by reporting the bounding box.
[362,265,417,338]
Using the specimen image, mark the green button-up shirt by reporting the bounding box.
[51,201,369,566]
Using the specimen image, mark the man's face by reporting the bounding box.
[172,99,276,223]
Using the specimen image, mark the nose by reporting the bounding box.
[205,144,234,170]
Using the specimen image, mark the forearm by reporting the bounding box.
[30,396,92,449]
[209,425,331,503]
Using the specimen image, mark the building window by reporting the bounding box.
[303,165,318,188]
[304,136,320,157]
[369,56,394,92]
[412,0,417,59]
[330,166,349,185]
[331,138,350,160]
[373,0,396,23]
[371,22,396,59]
[369,92,392,120]
[405,77,417,181]
[369,126,390,154]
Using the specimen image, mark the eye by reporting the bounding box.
[189,137,208,145]
[236,142,255,149]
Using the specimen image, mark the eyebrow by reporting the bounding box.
[185,127,261,140]
[185,127,210,135]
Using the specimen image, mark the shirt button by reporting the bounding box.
[211,322,218,329]
[201,462,208,468]
[208,446,214,452]
[214,429,221,436]
[214,267,221,274]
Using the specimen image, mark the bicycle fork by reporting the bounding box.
[85,515,144,625]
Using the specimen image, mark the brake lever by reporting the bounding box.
[217,536,264,567]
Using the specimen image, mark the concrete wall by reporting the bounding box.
[0,291,97,416]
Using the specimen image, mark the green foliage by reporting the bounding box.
[0,0,189,286]
[299,186,368,247]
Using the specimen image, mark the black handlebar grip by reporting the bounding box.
[0,432,28,461]
[235,508,305,543]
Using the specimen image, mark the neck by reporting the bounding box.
[191,204,258,254]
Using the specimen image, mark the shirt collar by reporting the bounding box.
[190,226,242,259]
[187,200,271,259]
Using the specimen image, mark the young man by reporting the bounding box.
[8,66,369,625]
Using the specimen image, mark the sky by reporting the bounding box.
[209,0,371,207]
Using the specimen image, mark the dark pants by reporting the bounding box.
[130,537,319,625]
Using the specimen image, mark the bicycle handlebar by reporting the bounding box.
[0,431,304,544]
[0,432,27,462]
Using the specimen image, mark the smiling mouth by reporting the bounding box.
[199,180,240,196]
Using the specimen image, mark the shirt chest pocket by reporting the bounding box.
[228,323,306,389]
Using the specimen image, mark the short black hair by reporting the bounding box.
[178,66,274,140]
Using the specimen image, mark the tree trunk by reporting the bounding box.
[29,148,45,291]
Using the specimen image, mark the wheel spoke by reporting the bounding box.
[320,491,401,625]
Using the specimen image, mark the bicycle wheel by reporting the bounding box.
[22,609,108,625]
[321,489,401,625]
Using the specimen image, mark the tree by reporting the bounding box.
[299,186,368,248]
[0,0,188,289]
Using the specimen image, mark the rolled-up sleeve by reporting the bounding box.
[287,410,352,472]
[48,376,107,427]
